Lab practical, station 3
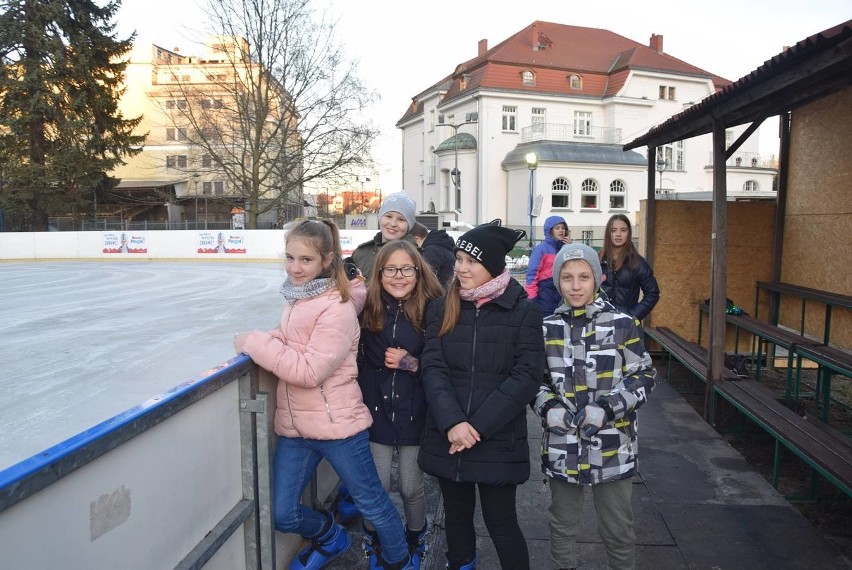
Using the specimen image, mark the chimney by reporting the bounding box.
[478,39,488,56]
[649,34,663,54]
[532,23,539,50]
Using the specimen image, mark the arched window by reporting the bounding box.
[569,74,582,89]
[581,178,599,209]
[522,70,535,85]
[743,180,759,192]
[551,177,570,209]
[609,180,626,209]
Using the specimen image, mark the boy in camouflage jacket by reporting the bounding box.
[532,243,656,570]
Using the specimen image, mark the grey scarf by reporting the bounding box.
[279,277,333,304]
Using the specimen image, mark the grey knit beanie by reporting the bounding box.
[552,243,602,291]
[378,192,416,230]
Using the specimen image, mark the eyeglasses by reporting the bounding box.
[381,265,417,278]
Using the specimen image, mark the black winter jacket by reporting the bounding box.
[420,229,456,286]
[600,255,660,321]
[418,279,544,485]
[358,293,427,446]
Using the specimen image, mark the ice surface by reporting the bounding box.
[0,261,286,469]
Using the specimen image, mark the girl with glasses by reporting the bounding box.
[359,240,444,569]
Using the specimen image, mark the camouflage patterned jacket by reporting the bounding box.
[532,294,656,485]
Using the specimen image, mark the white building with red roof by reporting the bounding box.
[397,21,777,242]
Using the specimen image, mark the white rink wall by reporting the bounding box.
[0,229,545,271]
[0,229,394,261]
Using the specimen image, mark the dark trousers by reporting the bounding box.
[438,478,529,570]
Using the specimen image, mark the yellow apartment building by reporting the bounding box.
[110,38,296,228]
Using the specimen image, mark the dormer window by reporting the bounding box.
[460,74,471,90]
[522,70,535,86]
[569,74,582,90]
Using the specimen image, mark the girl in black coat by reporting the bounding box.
[359,240,444,568]
[599,214,660,321]
[418,221,545,570]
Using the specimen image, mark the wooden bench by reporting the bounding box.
[698,303,819,376]
[719,311,819,385]
[753,284,852,425]
[646,325,852,499]
[698,303,852,422]
[756,281,852,345]
[714,377,852,498]
[646,326,740,383]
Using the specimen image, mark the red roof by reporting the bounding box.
[398,21,730,124]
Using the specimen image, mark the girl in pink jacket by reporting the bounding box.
[235,219,414,570]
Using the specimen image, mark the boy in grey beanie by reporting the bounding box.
[533,243,656,570]
[551,243,602,297]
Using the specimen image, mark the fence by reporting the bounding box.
[0,356,276,568]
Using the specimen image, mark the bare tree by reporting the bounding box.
[160,0,379,228]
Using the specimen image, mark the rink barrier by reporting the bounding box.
[0,229,465,261]
[0,356,316,569]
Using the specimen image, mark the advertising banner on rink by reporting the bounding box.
[197,231,246,254]
[338,231,357,257]
[102,232,148,254]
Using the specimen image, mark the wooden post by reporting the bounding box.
[645,147,658,328]
[768,111,791,322]
[705,120,728,421]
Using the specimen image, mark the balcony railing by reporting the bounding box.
[709,152,777,168]
[521,123,623,144]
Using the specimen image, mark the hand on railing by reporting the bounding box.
[234,332,250,354]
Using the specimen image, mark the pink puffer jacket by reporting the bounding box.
[241,279,371,440]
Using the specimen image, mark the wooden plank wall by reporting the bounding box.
[642,199,775,350]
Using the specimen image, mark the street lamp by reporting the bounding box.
[525,152,538,247]
[438,115,478,211]
[356,175,371,212]
[192,173,200,229]
[655,150,667,196]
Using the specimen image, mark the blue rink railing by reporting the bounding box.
[0,356,310,569]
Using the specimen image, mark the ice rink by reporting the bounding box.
[0,261,288,470]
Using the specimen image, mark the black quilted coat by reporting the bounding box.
[600,255,660,321]
[417,279,544,485]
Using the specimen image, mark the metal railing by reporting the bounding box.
[0,356,277,569]
[709,152,777,169]
[521,123,623,144]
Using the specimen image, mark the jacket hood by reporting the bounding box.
[544,216,568,246]
[422,228,455,251]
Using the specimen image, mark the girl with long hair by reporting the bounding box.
[359,240,444,569]
[418,221,545,570]
[235,219,414,570]
[599,214,660,321]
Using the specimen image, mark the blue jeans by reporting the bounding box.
[272,430,409,564]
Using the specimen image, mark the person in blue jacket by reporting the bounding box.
[525,216,572,316]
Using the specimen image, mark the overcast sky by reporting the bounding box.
[115,0,851,194]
